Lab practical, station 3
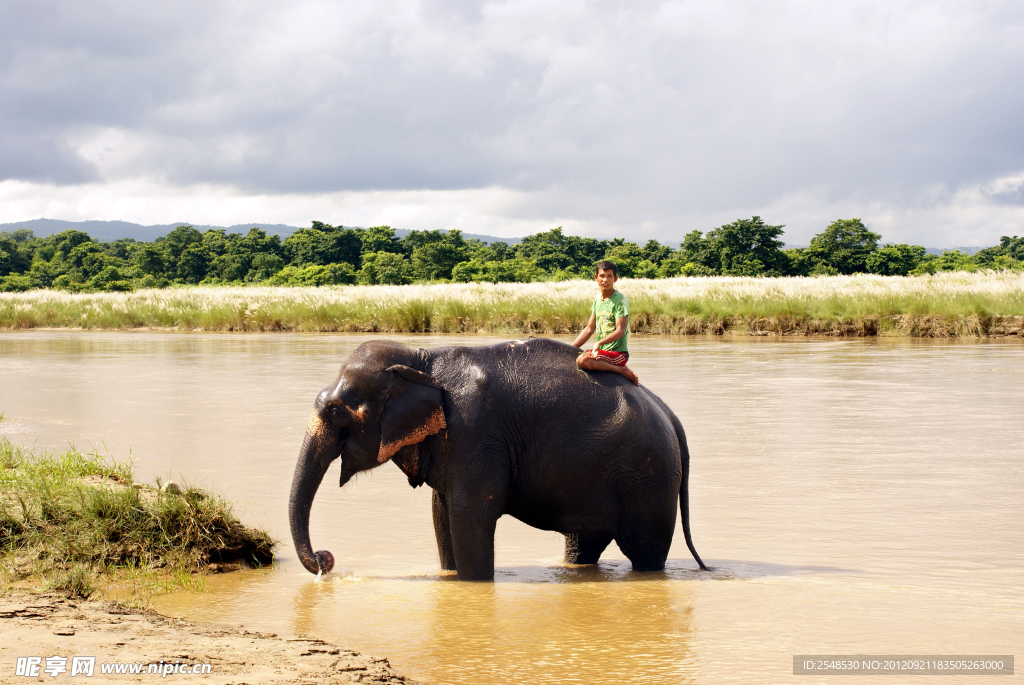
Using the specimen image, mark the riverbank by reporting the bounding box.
[0,440,273,599]
[0,591,413,683]
[0,441,414,682]
[2,272,1023,337]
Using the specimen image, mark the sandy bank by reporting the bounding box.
[0,591,414,684]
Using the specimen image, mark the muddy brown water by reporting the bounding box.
[1,332,1021,684]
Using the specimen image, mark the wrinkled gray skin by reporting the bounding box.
[289,338,706,580]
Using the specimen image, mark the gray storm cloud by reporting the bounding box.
[1,0,1022,244]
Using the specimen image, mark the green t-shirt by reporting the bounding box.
[591,290,629,352]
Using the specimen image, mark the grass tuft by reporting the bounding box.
[45,563,96,599]
[0,439,275,601]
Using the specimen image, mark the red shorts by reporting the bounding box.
[594,350,629,366]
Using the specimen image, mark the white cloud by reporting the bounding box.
[0,179,544,239]
[4,171,1022,247]
[1,0,1022,245]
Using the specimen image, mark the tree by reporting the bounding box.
[357,251,413,285]
[266,262,356,286]
[1,228,35,244]
[516,227,607,274]
[131,244,163,278]
[201,229,231,258]
[88,265,133,292]
[358,226,404,256]
[641,239,672,265]
[0,273,32,292]
[159,226,203,264]
[207,253,249,282]
[65,243,110,280]
[177,244,211,283]
[516,227,573,272]
[401,229,446,253]
[451,260,482,282]
[974,236,1024,268]
[602,243,643,278]
[0,229,35,276]
[0,236,16,276]
[936,250,976,272]
[284,229,333,267]
[866,244,925,276]
[633,259,658,279]
[999,236,1024,261]
[673,218,787,276]
[705,216,787,276]
[236,227,283,259]
[411,230,470,280]
[190,228,286,284]
[101,238,139,261]
[247,253,285,282]
[479,258,539,283]
[472,240,511,263]
[285,222,362,269]
[803,219,881,274]
[676,229,727,274]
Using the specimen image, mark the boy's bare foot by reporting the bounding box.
[620,364,640,386]
[577,354,640,385]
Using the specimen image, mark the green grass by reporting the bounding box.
[1,271,1023,337]
[0,439,274,601]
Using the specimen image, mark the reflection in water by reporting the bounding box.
[286,568,697,685]
[423,577,694,685]
[291,579,331,642]
[2,332,1022,684]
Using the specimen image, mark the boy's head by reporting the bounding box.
[594,260,618,289]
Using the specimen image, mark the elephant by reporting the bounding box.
[289,338,707,581]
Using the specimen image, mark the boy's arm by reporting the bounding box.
[571,315,597,348]
[593,316,628,349]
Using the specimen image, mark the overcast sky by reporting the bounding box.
[2,0,1022,245]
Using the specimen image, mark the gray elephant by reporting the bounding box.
[289,338,706,580]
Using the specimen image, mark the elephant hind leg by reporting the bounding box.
[617,533,671,572]
[616,508,674,572]
[564,532,614,565]
[432,490,457,571]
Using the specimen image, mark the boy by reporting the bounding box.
[572,260,639,385]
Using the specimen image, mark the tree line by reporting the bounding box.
[1,218,1021,292]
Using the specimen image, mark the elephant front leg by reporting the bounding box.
[432,490,456,571]
[449,513,497,581]
[447,487,505,581]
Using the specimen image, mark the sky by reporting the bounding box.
[1,0,1022,246]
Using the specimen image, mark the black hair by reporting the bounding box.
[594,260,618,277]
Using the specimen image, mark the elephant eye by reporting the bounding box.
[328,406,345,423]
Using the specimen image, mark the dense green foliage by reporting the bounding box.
[1,218,1021,292]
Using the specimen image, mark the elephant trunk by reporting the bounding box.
[289,422,337,575]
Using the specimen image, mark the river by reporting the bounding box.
[1,332,1021,684]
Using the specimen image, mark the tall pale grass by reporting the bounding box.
[2,271,1023,337]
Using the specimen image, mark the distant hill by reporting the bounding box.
[0,218,520,245]
[0,219,990,253]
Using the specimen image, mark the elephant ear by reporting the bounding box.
[378,365,446,463]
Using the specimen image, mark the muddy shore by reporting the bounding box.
[0,591,415,684]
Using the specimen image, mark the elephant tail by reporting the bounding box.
[674,417,708,571]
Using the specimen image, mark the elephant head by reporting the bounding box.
[288,344,446,575]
